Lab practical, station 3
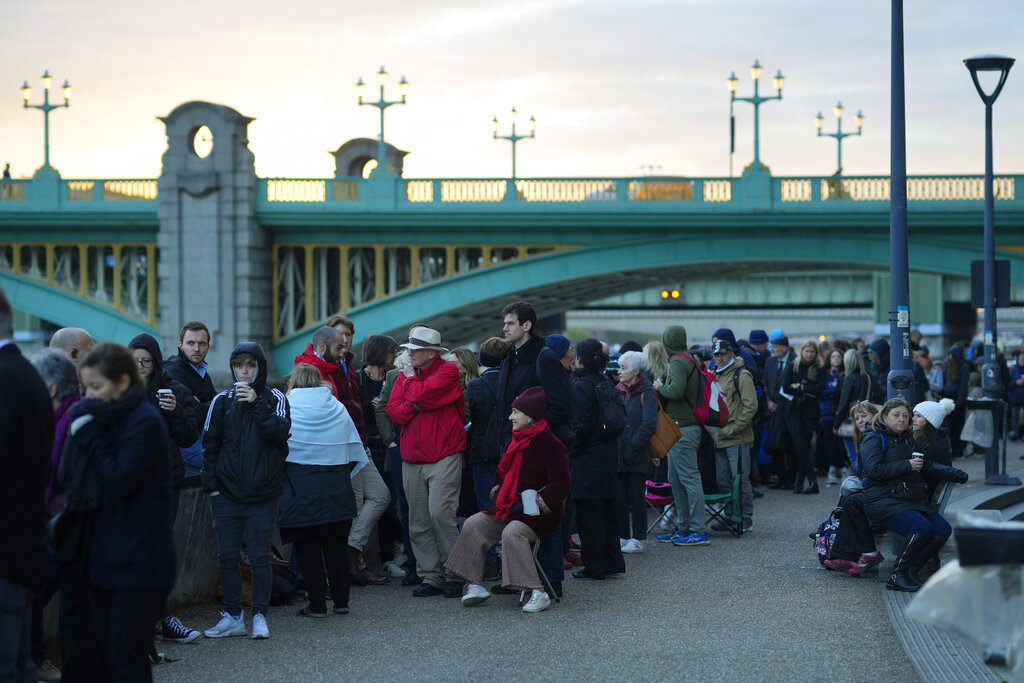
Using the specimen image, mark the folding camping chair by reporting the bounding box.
[704,473,743,538]
[517,538,561,607]
[645,480,674,534]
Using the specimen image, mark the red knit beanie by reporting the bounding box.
[512,386,547,421]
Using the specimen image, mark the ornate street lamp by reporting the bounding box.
[356,66,408,177]
[964,54,1014,400]
[492,106,535,181]
[727,60,784,170]
[814,102,864,175]
[21,70,72,172]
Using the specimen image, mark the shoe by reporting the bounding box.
[659,504,676,531]
[461,583,491,607]
[672,532,710,547]
[204,611,246,638]
[483,556,500,582]
[35,659,61,682]
[563,558,574,570]
[839,467,851,479]
[158,615,200,644]
[826,471,839,486]
[413,582,444,597]
[569,535,582,551]
[571,569,604,580]
[332,605,349,614]
[250,613,269,639]
[383,561,407,578]
[354,567,389,586]
[621,539,644,554]
[619,538,629,550]
[657,530,686,543]
[742,523,753,533]
[564,551,581,566]
[296,606,327,618]
[824,558,856,573]
[401,571,423,587]
[752,488,765,499]
[443,580,464,598]
[799,483,820,495]
[849,551,884,578]
[522,590,551,613]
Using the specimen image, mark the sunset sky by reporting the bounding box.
[1,0,1021,181]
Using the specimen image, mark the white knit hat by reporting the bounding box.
[913,398,955,429]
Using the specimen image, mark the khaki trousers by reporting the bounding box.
[402,453,463,587]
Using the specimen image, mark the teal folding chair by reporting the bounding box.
[704,473,743,537]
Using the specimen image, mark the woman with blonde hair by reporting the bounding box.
[641,340,669,384]
[782,340,826,494]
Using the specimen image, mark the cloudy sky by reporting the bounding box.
[1,0,1021,181]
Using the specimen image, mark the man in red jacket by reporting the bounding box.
[386,326,466,597]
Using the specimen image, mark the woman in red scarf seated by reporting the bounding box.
[445,386,571,613]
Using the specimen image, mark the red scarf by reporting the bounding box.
[617,376,644,401]
[494,419,547,521]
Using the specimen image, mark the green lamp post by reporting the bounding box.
[356,66,408,177]
[814,102,864,175]
[21,70,72,173]
[727,60,784,170]
[492,106,535,181]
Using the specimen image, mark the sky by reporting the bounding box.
[1,0,1022,181]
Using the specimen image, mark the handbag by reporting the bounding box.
[837,419,855,439]
[642,391,682,460]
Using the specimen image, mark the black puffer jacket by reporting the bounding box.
[782,360,826,420]
[277,463,356,529]
[859,425,966,523]
[163,347,218,422]
[617,379,657,475]
[201,343,291,504]
[833,371,870,431]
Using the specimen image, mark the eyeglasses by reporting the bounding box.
[134,357,154,368]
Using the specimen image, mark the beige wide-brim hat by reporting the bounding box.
[400,326,449,353]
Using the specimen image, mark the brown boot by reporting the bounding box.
[348,546,387,586]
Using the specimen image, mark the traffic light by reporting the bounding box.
[660,289,680,300]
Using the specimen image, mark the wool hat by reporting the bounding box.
[478,337,509,368]
[749,329,769,346]
[711,339,733,355]
[913,398,955,429]
[771,335,789,348]
[400,326,448,353]
[545,334,571,359]
[512,386,547,421]
[712,328,737,345]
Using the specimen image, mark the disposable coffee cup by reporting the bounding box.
[157,389,173,398]
[521,489,540,516]
[912,452,924,459]
[234,382,249,395]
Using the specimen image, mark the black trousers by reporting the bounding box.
[575,498,625,579]
[831,493,877,561]
[784,414,817,484]
[292,519,352,613]
[617,471,648,540]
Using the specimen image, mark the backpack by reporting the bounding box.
[675,352,729,430]
[589,375,626,442]
[814,507,843,568]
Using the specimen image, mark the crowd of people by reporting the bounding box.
[3,280,1023,681]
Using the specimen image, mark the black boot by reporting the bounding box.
[907,533,948,585]
[886,534,928,592]
[793,469,805,494]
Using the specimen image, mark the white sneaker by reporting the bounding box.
[251,613,269,639]
[839,467,851,480]
[622,539,645,554]
[619,538,629,550]
[203,611,246,638]
[460,583,491,607]
[660,505,676,532]
[522,590,551,614]
[383,561,407,578]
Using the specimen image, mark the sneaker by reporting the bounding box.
[742,523,754,533]
[660,504,676,531]
[251,613,269,639]
[848,551,884,578]
[619,538,629,550]
[460,583,491,607]
[657,530,685,543]
[522,590,551,614]
[383,560,407,578]
[672,531,711,547]
[36,659,61,682]
[824,558,856,573]
[621,539,644,554]
[296,606,327,618]
[569,535,582,551]
[204,611,246,638]
[159,615,201,644]
[826,470,839,486]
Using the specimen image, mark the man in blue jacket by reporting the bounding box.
[201,343,290,641]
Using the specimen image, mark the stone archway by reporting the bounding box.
[330,138,409,178]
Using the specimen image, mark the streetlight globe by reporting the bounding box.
[21,81,31,102]
[62,80,71,101]
[355,77,366,101]
[726,72,738,93]
[855,110,865,130]
[377,66,388,87]
[834,101,844,119]
[529,115,536,134]
[398,75,408,99]
[772,70,784,92]
[814,112,824,130]
[963,54,1015,102]
[510,106,518,123]
[492,115,499,134]
[41,71,52,90]
[750,60,762,81]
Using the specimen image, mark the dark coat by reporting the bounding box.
[163,348,217,421]
[941,345,970,405]
[859,426,965,523]
[617,380,657,475]
[487,335,544,455]
[0,343,54,590]
[277,463,357,529]
[466,368,500,465]
[763,349,796,404]
[569,371,620,499]
[1010,361,1024,407]
[833,371,870,431]
[535,345,573,437]
[60,388,175,591]
[782,360,826,420]
[488,427,571,539]
[201,343,291,504]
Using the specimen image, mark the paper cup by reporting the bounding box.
[521,489,540,516]
[157,389,173,398]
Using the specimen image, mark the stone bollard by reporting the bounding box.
[169,487,220,606]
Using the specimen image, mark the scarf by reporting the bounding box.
[285,386,367,474]
[617,376,644,401]
[494,418,547,521]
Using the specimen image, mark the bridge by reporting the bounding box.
[2,101,1023,375]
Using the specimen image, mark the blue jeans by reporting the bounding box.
[883,509,952,539]
[843,437,862,477]
[388,445,416,572]
[0,576,34,683]
[472,462,498,511]
[667,425,706,533]
[210,495,277,616]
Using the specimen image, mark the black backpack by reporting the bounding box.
[590,376,626,442]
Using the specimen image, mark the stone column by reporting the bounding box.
[157,102,273,381]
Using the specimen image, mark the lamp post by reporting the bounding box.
[964,54,1014,400]
[21,70,72,173]
[356,66,407,177]
[727,60,784,170]
[492,106,535,181]
[814,102,864,175]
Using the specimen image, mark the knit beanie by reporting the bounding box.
[913,398,955,429]
[545,334,571,359]
[478,337,509,368]
[712,328,737,345]
[606,353,621,377]
[512,386,547,421]
[749,329,769,345]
